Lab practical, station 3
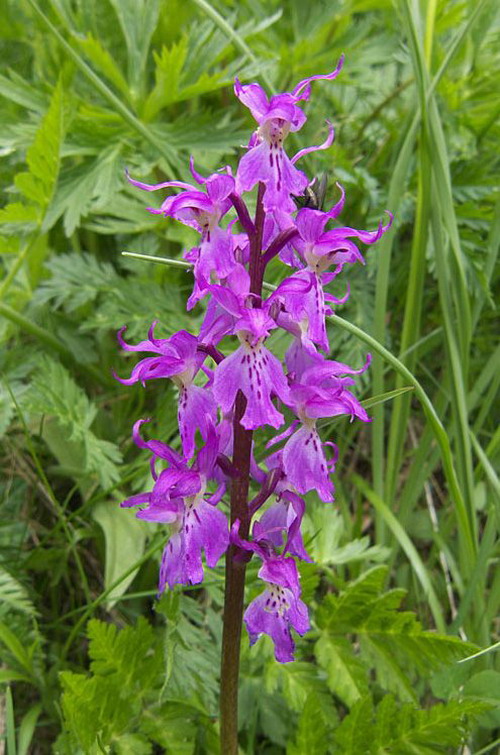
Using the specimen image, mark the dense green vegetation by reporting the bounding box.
[1,0,498,752]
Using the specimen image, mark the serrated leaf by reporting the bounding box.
[142,38,188,120]
[42,145,123,235]
[23,357,121,487]
[334,695,374,754]
[316,567,477,703]
[0,567,36,616]
[34,252,120,311]
[0,202,39,225]
[315,633,369,707]
[370,696,490,753]
[287,692,329,755]
[74,33,130,99]
[25,80,64,207]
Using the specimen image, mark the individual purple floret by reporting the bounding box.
[266,354,371,501]
[231,520,309,662]
[122,421,228,592]
[235,58,344,214]
[116,326,216,459]
[211,293,290,430]
[128,165,237,303]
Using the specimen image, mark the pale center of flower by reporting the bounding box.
[259,117,290,147]
[297,410,316,428]
[304,247,330,274]
[172,367,195,390]
[196,210,218,235]
[237,330,265,350]
[265,584,290,617]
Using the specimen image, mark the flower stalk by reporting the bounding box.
[116,58,391,753]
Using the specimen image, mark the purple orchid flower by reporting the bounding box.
[116,326,216,459]
[122,420,228,592]
[211,293,290,430]
[128,165,237,293]
[235,59,344,214]
[120,59,392,672]
[265,355,371,501]
[231,520,309,662]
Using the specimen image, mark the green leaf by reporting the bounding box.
[334,696,374,754]
[315,633,369,707]
[462,670,500,729]
[0,567,36,616]
[60,618,162,750]
[0,203,39,225]
[334,694,489,754]
[18,703,42,755]
[316,567,477,702]
[93,501,148,606]
[23,357,121,487]
[142,38,188,120]
[74,33,130,100]
[287,692,329,755]
[303,506,388,566]
[108,0,160,100]
[0,621,35,679]
[24,79,64,208]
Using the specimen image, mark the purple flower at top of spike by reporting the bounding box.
[235,59,343,214]
[121,421,228,592]
[231,520,309,662]
[116,326,216,458]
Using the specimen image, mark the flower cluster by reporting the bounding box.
[118,58,391,662]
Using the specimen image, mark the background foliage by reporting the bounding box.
[1,0,499,752]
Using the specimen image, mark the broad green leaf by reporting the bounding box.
[93,501,148,606]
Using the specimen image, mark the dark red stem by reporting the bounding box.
[229,191,255,237]
[262,227,298,266]
[219,183,266,754]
